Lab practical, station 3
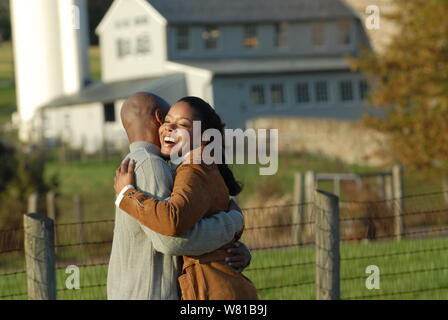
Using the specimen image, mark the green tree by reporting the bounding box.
[0,0,10,41]
[0,133,58,231]
[0,0,113,44]
[351,0,448,169]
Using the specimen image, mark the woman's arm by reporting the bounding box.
[116,162,212,236]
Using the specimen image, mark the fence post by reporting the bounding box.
[292,172,304,245]
[442,177,448,206]
[27,193,38,214]
[74,195,85,244]
[304,170,316,239]
[392,164,404,241]
[46,192,57,221]
[46,192,57,248]
[315,189,340,300]
[384,172,394,210]
[23,213,56,300]
[376,174,386,200]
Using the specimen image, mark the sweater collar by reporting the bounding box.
[129,141,161,157]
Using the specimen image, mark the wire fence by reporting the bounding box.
[1,190,448,300]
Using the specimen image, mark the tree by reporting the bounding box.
[0,0,113,44]
[0,0,10,41]
[351,0,448,169]
[0,132,58,231]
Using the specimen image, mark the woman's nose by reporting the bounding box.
[165,123,175,131]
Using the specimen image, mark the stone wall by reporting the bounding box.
[248,117,390,166]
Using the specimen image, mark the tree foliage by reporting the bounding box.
[0,132,58,230]
[0,0,113,44]
[351,0,448,169]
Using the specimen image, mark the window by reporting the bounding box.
[135,16,148,25]
[243,25,259,48]
[250,85,265,105]
[315,81,329,102]
[176,27,190,50]
[64,114,71,130]
[104,103,116,122]
[136,34,150,54]
[116,38,131,58]
[274,22,288,48]
[359,80,369,100]
[203,25,220,50]
[296,83,310,103]
[312,21,325,46]
[339,81,353,101]
[338,20,351,45]
[271,84,285,104]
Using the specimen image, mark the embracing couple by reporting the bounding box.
[108,92,258,300]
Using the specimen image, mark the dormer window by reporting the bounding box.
[203,25,220,50]
[274,22,288,48]
[311,21,325,47]
[338,20,351,45]
[176,26,190,51]
[243,25,258,48]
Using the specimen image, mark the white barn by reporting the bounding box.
[11,0,388,156]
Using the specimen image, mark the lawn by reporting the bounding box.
[2,237,448,300]
[37,150,448,225]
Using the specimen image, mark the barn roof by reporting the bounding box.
[147,0,356,24]
[43,73,185,108]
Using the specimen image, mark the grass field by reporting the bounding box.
[39,151,448,225]
[2,237,448,300]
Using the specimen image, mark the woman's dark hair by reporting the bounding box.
[178,96,243,196]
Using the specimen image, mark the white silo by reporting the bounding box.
[58,0,91,94]
[10,0,90,141]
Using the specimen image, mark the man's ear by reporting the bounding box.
[154,109,164,126]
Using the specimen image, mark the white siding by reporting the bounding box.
[99,0,168,82]
[43,103,108,153]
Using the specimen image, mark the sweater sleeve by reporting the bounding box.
[119,164,212,236]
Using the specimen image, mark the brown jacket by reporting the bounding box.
[119,162,258,300]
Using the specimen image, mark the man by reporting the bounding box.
[107,92,250,300]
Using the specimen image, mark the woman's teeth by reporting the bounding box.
[164,136,176,143]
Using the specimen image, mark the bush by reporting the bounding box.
[0,134,58,232]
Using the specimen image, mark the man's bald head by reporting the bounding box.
[121,92,170,144]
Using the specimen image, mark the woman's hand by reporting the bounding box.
[114,158,136,194]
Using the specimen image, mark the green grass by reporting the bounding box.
[0,42,101,125]
[2,237,448,300]
[231,152,448,206]
[45,157,121,223]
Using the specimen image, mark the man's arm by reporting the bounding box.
[131,156,243,256]
[118,163,212,236]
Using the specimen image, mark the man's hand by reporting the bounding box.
[226,242,252,273]
[114,158,136,194]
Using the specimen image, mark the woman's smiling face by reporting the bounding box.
[159,101,198,158]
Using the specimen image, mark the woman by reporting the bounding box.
[114,96,257,300]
